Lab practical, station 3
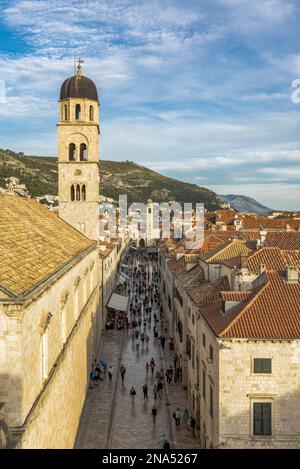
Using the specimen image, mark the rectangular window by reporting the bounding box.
[192,314,195,325]
[196,356,200,388]
[186,335,191,359]
[253,403,272,436]
[202,333,206,348]
[202,370,206,400]
[209,385,213,418]
[253,358,272,374]
[209,345,213,362]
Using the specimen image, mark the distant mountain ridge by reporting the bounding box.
[0,148,220,211]
[219,194,272,215]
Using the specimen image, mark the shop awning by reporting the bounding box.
[118,275,126,285]
[120,271,130,280]
[107,293,129,312]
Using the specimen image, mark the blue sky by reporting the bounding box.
[0,0,300,209]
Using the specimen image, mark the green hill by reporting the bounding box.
[0,148,220,210]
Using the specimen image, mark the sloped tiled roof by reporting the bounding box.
[246,247,300,273]
[0,194,95,297]
[201,270,300,339]
[246,247,286,272]
[220,291,253,301]
[201,240,252,263]
[243,216,300,231]
[176,264,205,288]
[188,276,230,306]
[167,256,187,273]
[265,232,300,250]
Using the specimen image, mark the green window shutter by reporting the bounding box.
[262,403,272,435]
[253,403,272,435]
[253,403,262,435]
[254,358,272,374]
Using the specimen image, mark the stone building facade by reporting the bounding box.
[0,196,102,448]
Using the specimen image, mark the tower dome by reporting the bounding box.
[60,61,98,101]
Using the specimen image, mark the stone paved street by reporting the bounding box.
[75,250,201,449]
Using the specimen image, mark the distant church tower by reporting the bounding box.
[58,60,99,240]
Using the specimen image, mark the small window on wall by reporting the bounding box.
[202,370,206,400]
[202,333,206,348]
[64,104,68,121]
[209,385,214,418]
[69,143,76,161]
[253,358,272,374]
[75,103,81,120]
[89,105,94,121]
[253,402,272,436]
[209,345,213,363]
[81,184,86,201]
[80,143,88,161]
[76,184,81,201]
[71,185,75,201]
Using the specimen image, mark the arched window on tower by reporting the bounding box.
[82,184,86,201]
[76,184,81,201]
[75,103,81,120]
[64,104,68,121]
[71,185,75,201]
[69,143,76,161]
[80,143,88,161]
[89,105,94,121]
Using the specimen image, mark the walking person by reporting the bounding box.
[108,365,113,381]
[152,405,157,425]
[166,368,172,384]
[157,380,163,400]
[130,386,136,403]
[182,408,189,427]
[150,358,155,374]
[120,364,126,383]
[142,383,149,400]
[174,407,181,428]
[191,416,196,437]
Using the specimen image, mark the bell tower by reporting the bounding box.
[58,60,99,241]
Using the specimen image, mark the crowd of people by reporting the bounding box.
[89,245,196,448]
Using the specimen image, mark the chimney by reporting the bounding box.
[257,229,267,248]
[240,252,248,269]
[260,263,265,274]
[286,266,298,284]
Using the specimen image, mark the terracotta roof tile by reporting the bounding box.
[265,232,300,250]
[201,270,300,339]
[220,291,253,301]
[202,240,252,262]
[188,276,230,305]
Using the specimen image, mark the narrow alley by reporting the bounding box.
[75,247,200,449]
